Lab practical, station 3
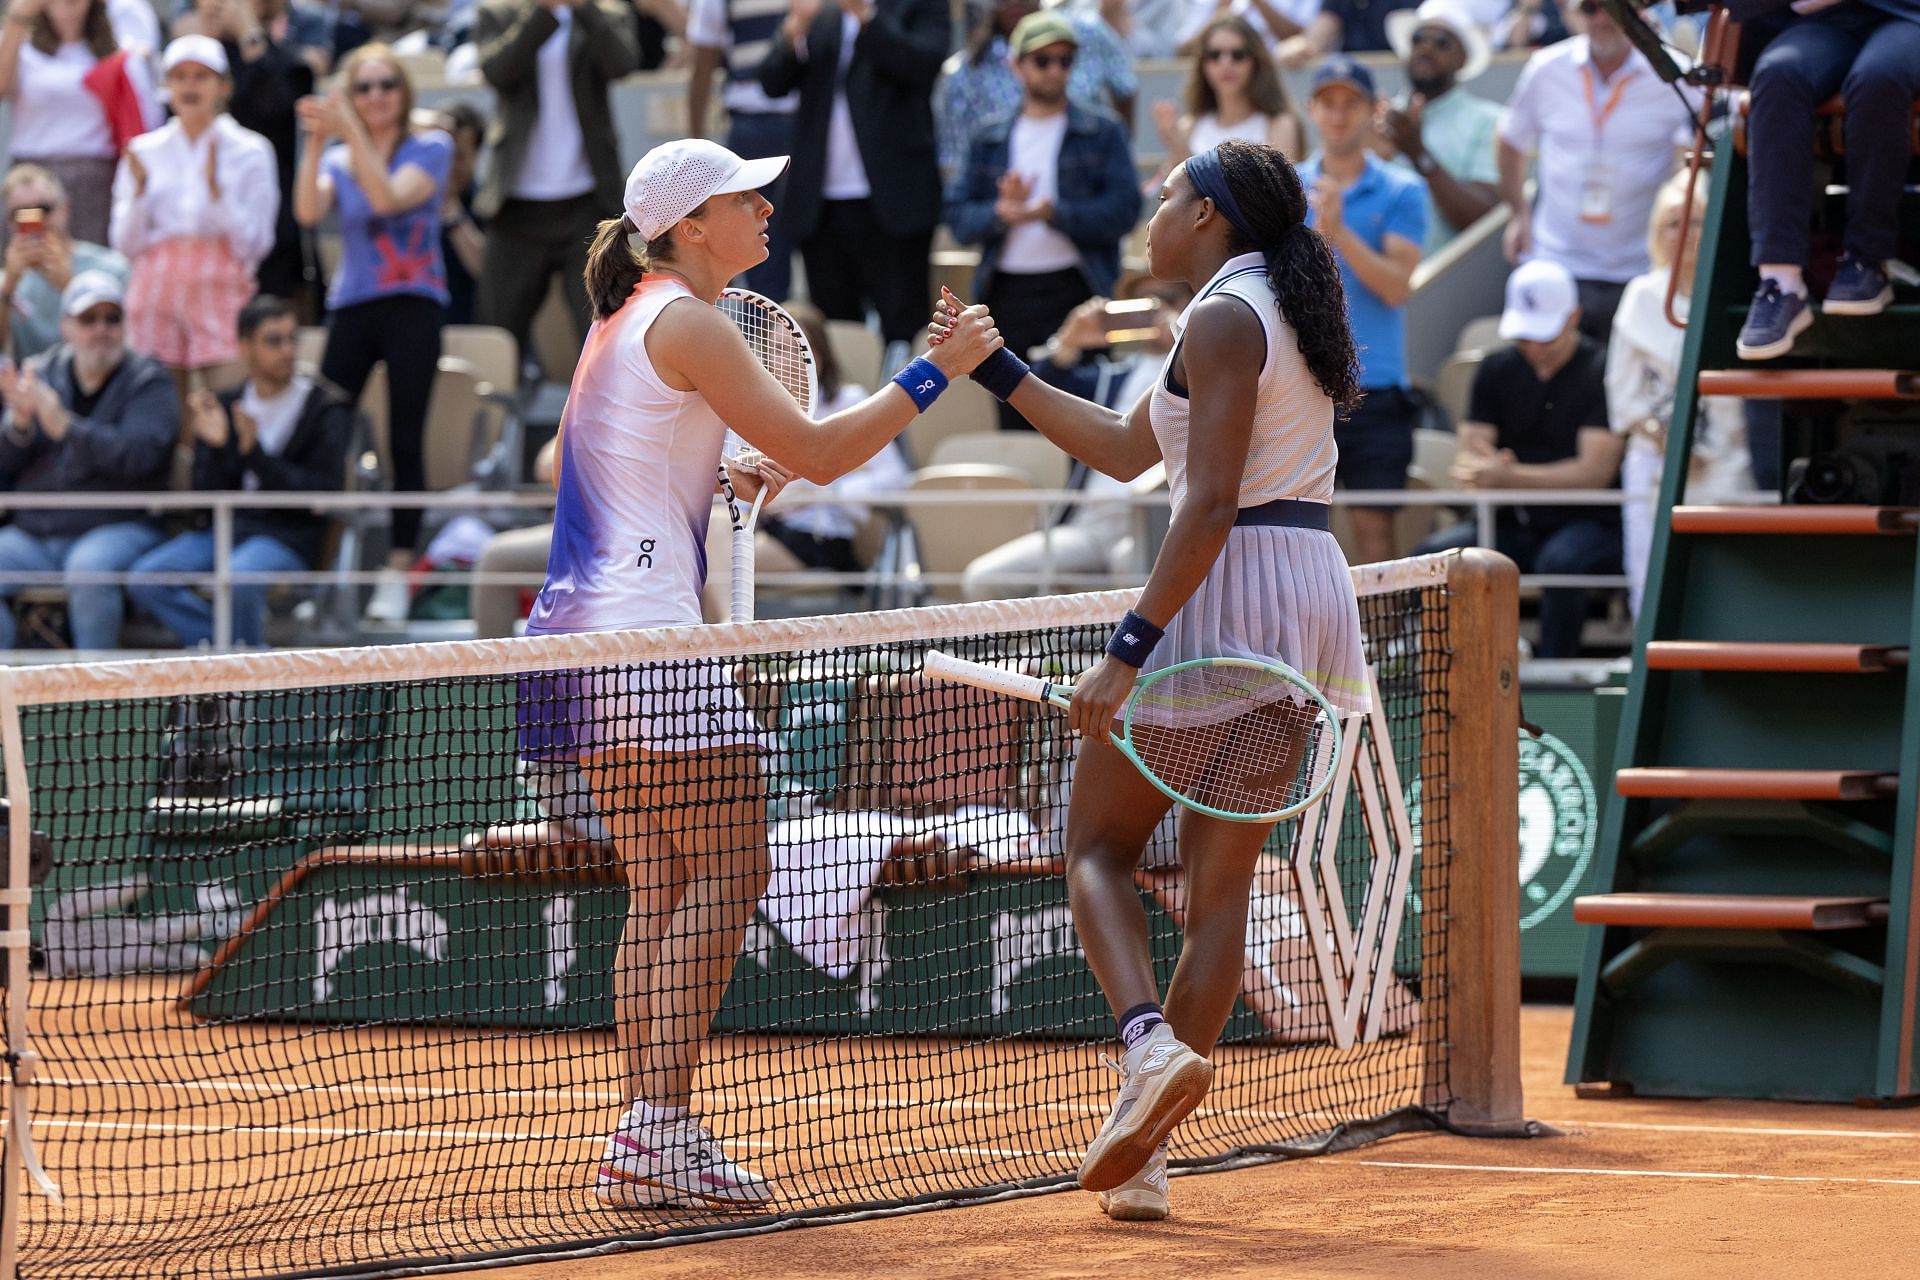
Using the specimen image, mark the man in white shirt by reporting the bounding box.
[475,0,641,365]
[1496,0,1696,345]
[127,295,352,649]
[943,12,1140,430]
[687,0,800,300]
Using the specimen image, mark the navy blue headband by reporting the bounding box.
[1184,147,1254,243]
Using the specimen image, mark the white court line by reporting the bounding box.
[1543,1118,1920,1142]
[1357,1160,1920,1188]
[35,1117,1079,1164]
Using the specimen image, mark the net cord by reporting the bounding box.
[0,665,62,1280]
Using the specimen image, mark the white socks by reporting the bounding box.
[629,1100,689,1126]
[1760,265,1806,297]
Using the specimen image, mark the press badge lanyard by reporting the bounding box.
[1578,62,1635,224]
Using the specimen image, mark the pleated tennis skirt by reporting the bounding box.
[1139,523,1372,718]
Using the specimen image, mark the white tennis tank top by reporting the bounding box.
[1148,252,1337,509]
[527,276,729,635]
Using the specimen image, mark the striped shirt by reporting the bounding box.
[687,0,798,116]
[1149,253,1337,509]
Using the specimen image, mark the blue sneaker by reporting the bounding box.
[1823,254,1892,317]
[1736,279,1813,361]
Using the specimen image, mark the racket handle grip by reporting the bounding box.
[923,649,1052,703]
[731,525,754,623]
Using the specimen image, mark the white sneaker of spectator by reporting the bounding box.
[363,569,412,623]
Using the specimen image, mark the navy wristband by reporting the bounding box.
[969,347,1031,401]
[1105,610,1164,668]
[891,357,948,412]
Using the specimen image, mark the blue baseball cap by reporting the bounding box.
[1310,55,1377,101]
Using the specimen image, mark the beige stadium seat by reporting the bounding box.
[1431,351,1483,428]
[824,321,884,396]
[902,377,998,467]
[441,325,520,395]
[532,282,581,384]
[1408,426,1459,489]
[295,325,328,374]
[899,464,1038,603]
[1454,314,1506,356]
[926,430,1071,489]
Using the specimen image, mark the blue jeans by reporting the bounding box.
[127,531,309,648]
[1747,9,1920,266]
[0,520,166,650]
[727,110,797,302]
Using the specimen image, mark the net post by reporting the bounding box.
[1426,548,1524,1129]
[0,667,41,1280]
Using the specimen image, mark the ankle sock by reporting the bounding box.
[1118,1003,1166,1052]
[629,1100,688,1126]
[1761,266,1806,297]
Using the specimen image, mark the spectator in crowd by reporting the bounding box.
[332,0,438,51]
[1376,0,1500,254]
[1062,0,1181,60]
[938,0,1136,174]
[1732,1,1920,361]
[762,0,947,351]
[946,12,1140,430]
[1180,0,1316,55]
[0,164,130,361]
[294,44,453,623]
[1154,14,1303,176]
[963,275,1191,600]
[0,0,160,246]
[0,270,175,650]
[474,0,640,365]
[627,0,687,67]
[105,0,161,61]
[113,37,278,400]
[472,433,557,638]
[1493,0,1567,49]
[128,295,352,648]
[1609,172,1749,616]
[1497,0,1696,346]
[699,301,908,618]
[1421,258,1622,657]
[1298,56,1425,565]
[182,0,320,307]
[687,0,800,300]
[1277,0,1417,65]
[173,0,333,76]
[433,102,488,326]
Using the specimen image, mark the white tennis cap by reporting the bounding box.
[622,140,789,243]
[1498,259,1580,343]
[163,34,230,77]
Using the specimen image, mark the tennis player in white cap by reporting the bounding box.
[531,137,1001,1210]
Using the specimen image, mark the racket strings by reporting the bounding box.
[1127,666,1338,818]
[720,294,813,410]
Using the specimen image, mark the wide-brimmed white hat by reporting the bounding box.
[1386,0,1492,84]
[622,139,789,243]
[1498,259,1580,343]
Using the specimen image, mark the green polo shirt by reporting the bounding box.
[1386,85,1502,256]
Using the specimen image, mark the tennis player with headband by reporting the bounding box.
[933,139,1370,1220]
[531,137,1002,1210]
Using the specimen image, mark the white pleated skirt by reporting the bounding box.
[1139,523,1372,717]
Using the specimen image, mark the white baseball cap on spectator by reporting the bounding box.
[1386,0,1492,84]
[61,270,126,318]
[622,140,789,243]
[1498,259,1580,343]
[163,34,230,77]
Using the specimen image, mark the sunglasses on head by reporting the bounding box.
[1410,28,1458,49]
[350,77,401,96]
[1205,45,1251,63]
[1028,51,1075,70]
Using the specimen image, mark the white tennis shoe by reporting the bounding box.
[594,1110,774,1209]
[1098,1144,1169,1221]
[1077,1023,1212,1193]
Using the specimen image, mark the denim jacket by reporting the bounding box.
[944,102,1141,298]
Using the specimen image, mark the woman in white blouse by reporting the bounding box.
[1606,171,1754,618]
[0,0,157,245]
[110,35,276,395]
[1153,16,1302,186]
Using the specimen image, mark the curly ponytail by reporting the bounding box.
[1212,140,1361,411]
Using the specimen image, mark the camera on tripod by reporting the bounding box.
[1787,445,1920,506]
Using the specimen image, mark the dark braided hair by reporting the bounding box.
[1212,140,1361,410]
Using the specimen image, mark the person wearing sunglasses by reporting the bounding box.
[1495,0,1700,346]
[1154,15,1303,179]
[945,11,1140,431]
[0,269,176,652]
[1378,0,1500,254]
[293,43,453,624]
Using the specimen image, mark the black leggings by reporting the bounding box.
[321,293,444,552]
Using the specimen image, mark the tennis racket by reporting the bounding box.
[716,288,818,623]
[922,650,1342,823]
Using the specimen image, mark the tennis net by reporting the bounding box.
[0,550,1522,1280]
